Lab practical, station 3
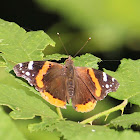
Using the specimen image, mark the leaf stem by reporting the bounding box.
[80,99,128,124]
[56,107,63,119]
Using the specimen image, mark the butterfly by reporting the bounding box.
[13,55,119,112]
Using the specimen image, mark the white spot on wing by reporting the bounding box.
[22,71,25,73]
[19,63,22,68]
[25,71,30,76]
[112,78,115,82]
[105,84,109,88]
[28,61,34,70]
[103,72,107,82]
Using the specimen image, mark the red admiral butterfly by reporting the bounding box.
[13,56,119,112]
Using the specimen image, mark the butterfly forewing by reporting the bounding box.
[13,61,68,108]
[13,61,46,88]
[74,67,119,101]
[93,69,119,100]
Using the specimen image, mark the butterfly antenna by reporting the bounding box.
[57,32,69,55]
[73,37,91,57]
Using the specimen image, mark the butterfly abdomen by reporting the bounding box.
[67,79,75,97]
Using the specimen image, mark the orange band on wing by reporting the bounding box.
[88,68,102,97]
[41,91,66,108]
[75,101,97,113]
[36,62,51,88]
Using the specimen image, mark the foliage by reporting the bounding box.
[0,107,26,140]
[0,19,140,140]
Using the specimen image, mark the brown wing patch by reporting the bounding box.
[74,67,100,100]
[40,64,69,107]
[72,68,97,113]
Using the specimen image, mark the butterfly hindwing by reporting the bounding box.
[72,72,97,112]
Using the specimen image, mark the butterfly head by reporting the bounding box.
[65,56,73,66]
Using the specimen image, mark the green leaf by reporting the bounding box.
[0,106,26,140]
[45,53,68,61]
[0,18,55,64]
[105,59,140,105]
[44,53,101,69]
[73,53,101,68]
[55,121,140,140]
[28,117,61,132]
[109,112,140,129]
[0,18,56,97]
[0,84,58,119]
[30,120,140,140]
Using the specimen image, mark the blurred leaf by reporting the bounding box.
[105,59,140,105]
[109,112,140,129]
[35,0,140,27]
[34,0,140,51]
[0,107,26,140]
